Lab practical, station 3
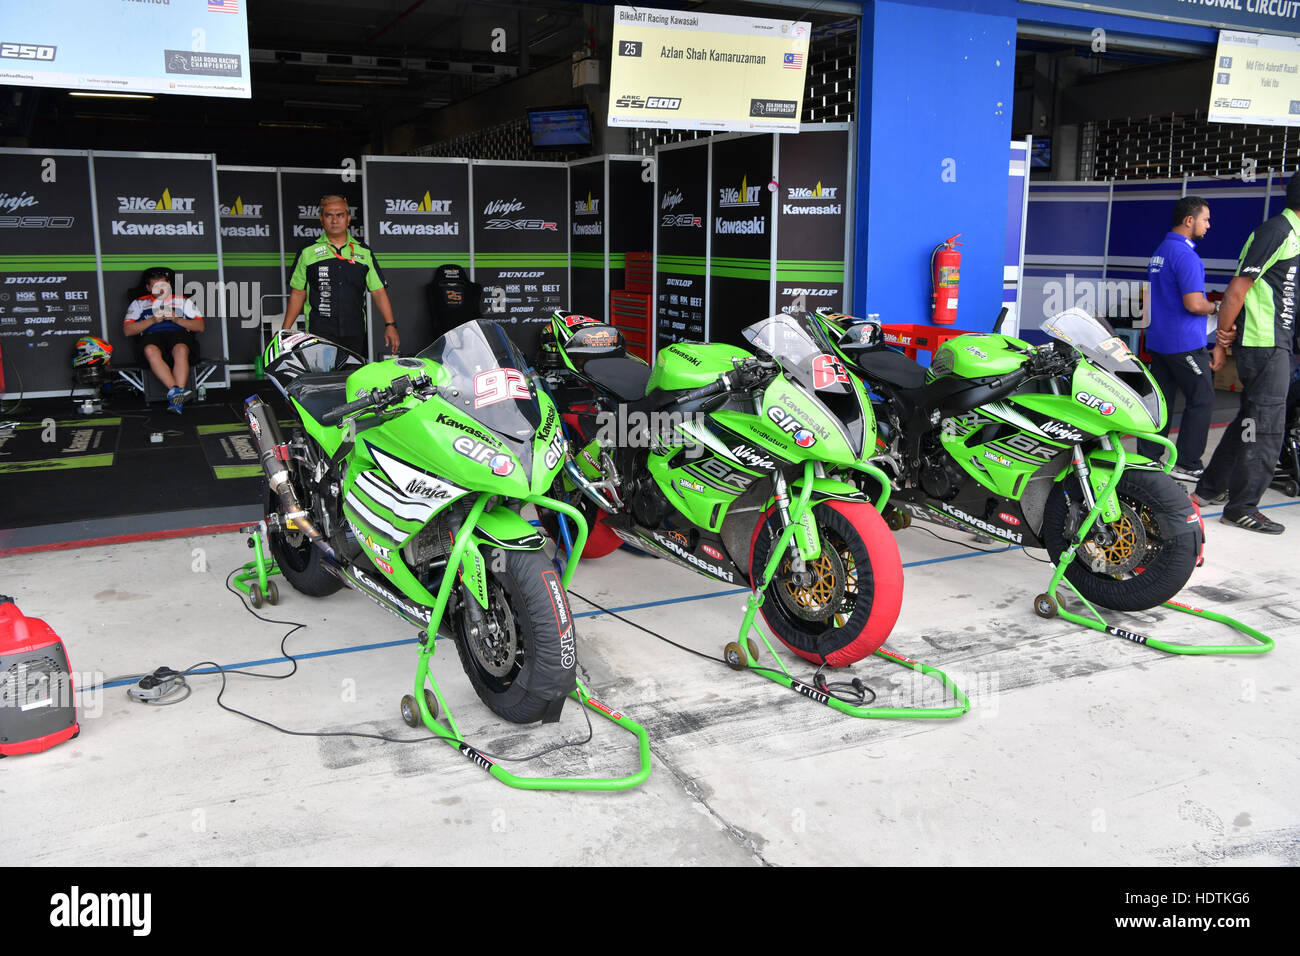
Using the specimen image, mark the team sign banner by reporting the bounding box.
[609,6,810,133]
[0,0,250,98]
[1208,31,1300,126]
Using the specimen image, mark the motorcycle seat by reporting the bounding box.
[855,349,927,389]
[287,371,352,424]
[582,356,653,402]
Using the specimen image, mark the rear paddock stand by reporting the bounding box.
[233,523,281,609]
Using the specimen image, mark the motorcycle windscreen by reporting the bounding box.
[416,320,542,442]
[741,312,868,457]
[1040,308,1161,424]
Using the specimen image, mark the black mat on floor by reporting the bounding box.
[0,382,288,533]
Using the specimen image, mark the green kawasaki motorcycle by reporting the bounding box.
[536,310,904,667]
[811,307,1203,611]
[248,321,585,724]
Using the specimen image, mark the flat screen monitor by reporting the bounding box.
[1030,138,1052,169]
[527,107,593,149]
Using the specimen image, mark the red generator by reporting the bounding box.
[0,596,79,757]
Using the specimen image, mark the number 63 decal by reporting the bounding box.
[474,368,530,407]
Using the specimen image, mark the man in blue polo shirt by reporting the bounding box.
[1138,196,1220,481]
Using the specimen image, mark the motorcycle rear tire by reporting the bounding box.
[265,488,343,598]
[1041,470,1200,611]
[452,547,578,724]
[748,500,903,667]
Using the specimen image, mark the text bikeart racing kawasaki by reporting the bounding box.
[812,307,1204,612]
[535,310,904,667]
[247,321,587,725]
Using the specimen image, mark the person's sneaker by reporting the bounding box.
[166,386,183,403]
[1192,489,1228,506]
[1170,464,1204,482]
[1221,510,1285,534]
[176,386,195,403]
[166,399,183,415]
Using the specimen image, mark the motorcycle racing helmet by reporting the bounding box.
[72,335,113,368]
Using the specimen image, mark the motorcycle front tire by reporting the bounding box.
[452,547,578,723]
[748,500,904,668]
[1041,470,1200,611]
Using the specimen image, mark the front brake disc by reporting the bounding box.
[774,535,848,622]
[1079,499,1148,574]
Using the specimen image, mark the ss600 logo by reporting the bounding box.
[615,95,682,110]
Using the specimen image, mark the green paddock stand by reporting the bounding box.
[233,522,281,609]
[403,493,651,792]
[1033,435,1274,656]
[728,461,971,718]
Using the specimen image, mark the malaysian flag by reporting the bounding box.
[783,52,803,70]
[208,0,240,13]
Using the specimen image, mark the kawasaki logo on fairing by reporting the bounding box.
[435,412,498,445]
[938,502,1023,543]
[649,531,735,582]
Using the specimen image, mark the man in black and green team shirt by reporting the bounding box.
[282,195,400,358]
[1196,174,1300,534]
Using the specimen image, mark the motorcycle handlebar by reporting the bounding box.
[321,390,382,426]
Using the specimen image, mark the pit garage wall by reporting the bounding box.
[567,156,654,321]
[851,0,1223,332]
[1022,170,1292,340]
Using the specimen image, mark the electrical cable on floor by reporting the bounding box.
[114,568,599,764]
[569,588,878,703]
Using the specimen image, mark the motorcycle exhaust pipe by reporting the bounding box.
[563,458,622,514]
[244,395,331,554]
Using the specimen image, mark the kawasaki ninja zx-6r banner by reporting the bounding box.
[0,148,104,398]
[471,161,569,357]
[364,157,471,355]
[92,151,225,378]
[775,127,849,318]
[217,166,282,369]
[654,140,709,347]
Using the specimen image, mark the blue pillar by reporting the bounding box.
[853,0,1017,333]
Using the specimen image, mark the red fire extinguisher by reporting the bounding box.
[930,234,962,325]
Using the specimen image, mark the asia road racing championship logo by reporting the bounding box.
[782,181,842,216]
[113,187,202,236]
[218,196,269,238]
[380,191,457,236]
[1075,391,1116,415]
[483,198,555,231]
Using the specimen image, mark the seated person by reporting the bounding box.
[123,266,204,414]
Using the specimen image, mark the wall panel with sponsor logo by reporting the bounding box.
[217,166,282,369]
[568,155,655,323]
[0,149,105,398]
[363,157,471,355]
[709,133,775,346]
[654,140,711,347]
[91,151,227,386]
[568,158,606,318]
[774,125,852,321]
[471,161,569,357]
